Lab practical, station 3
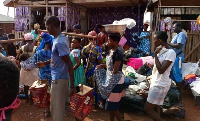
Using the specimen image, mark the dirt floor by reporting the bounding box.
[11,89,200,121]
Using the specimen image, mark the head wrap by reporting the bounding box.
[73,24,81,30]
[42,33,52,44]
[34,23,40,29]
[143,21,150,26]
[24,33,34,40]
[37,33,54,51]
[88,30,97,36]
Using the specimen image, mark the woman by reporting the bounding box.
[82,30,102,107]
[34,33,52,118]
[31,23,41,46]
[95,33,125,121]
[137,22,151,56]
[70,37,85,86]
[145,31,176,121]
[19,33,39,103]
[97,24,108,48]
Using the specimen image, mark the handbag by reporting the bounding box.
[70,45,94,120]
[136,63,151,75]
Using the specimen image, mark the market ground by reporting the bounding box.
[12,89,200,121]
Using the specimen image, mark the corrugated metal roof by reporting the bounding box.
[0,14,14,23]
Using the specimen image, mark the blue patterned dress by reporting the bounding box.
[137,32,150,55]
[82,45,102,105]
[34,49,52,85]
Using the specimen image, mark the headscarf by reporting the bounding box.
[34,23,40,30]
[73,24,81,30]
[88,30,97,36]
[24,33,34,41]
[37,33,54,51]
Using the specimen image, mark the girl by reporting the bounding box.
[95,33,125,121]
[145,31,176,121]
[70,37,85,86]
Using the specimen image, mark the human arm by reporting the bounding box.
[96,64,106,69]
[62,55,74,86]
[154,46,174,74]
[73,57,81,70]
[168,32,186,49]
[113,61,121,74]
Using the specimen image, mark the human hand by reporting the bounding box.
[70,86,76,97]
[36,61,46,68]
[154,45,163,55]
[96,64,102,69]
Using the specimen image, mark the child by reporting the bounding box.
[70,37,85,86]
[19,53,38,104]
[0,58,20,121]
[95,33,125,121]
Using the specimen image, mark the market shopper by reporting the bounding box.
[34,33,53,118]
[168,23,187,100]
[82,30,103,107]
[145,31,176,121]
[31,23,41,46]
[45,16,75,121]
[137,22,151,57]
[95,33,125,121]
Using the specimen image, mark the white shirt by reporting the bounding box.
[151,48,176,88]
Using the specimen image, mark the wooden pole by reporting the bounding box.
[29,1,32,31]
[46,0,48,30]
[184,42,200,61]
[62,32,97,39]
[0,39,24,44]
[66,1,68,32]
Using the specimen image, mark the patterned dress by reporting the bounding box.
[34,49,52,85]
[70,49,85,86]
[95,47,125,111]
[82,45,102,105]
[137,32,150,55]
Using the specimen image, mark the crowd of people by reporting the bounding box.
[0,15,187,121]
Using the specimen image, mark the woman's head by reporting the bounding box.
[24,33,34,41]
[73,24,81,34]
[71,38,81,49]
[153,31,168,47]
[97,24,106,32]
[88,30,97,42]
[143,24,149,31]
[108,33,121,48]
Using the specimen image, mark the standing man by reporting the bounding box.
[46,16,75,121]
[168,23,187,100]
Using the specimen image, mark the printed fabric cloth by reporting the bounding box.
[94,49,123,99]
[137,32,150,55]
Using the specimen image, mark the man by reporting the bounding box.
[38,16,75,121]
[168,23,187,100]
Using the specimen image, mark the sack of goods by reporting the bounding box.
[70,84,93,120]
[29,80,49,108]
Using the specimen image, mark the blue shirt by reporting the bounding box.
[171,32,186,57]
[51,34,70,80]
